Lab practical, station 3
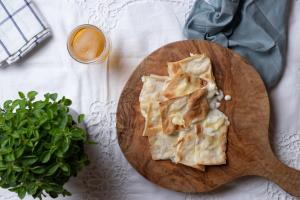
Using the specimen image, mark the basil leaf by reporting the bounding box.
[15,146,25,158]
[3,100,12,109]
[18,92,25,99]
[63,99,72,106]
[17,187,26,199]
[5,153,15,162]
[28,183,38,195]
[49,93,58,101]
[40,151,51,163]
[12,165,22,172]
[77,114,84,123]
[27,91,38,101]
[70,128,86,141]
[31,166,46,174]
[59,115,68,129]
[46,163,60,176]
[60,163,70,173]
[33,101,46,109]
[22,156,38,166]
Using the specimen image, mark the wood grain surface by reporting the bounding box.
[116,40,300,196]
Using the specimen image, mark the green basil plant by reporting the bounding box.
[0,91,89,199]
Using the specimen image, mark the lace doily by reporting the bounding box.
[68,101,129,200]
[72,0,196,33]
[266,130,300,200]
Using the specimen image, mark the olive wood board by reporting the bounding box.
[116,40,300,196]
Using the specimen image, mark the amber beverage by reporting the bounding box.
[67,24,110,64]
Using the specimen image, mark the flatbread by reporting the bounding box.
[139,54,229,170]
[147,110,228,167]
[159,89,209,135]
[140,76,206,171]
[140,102,162,136]
[147,126,205,171]
[175,110,228,167]
[167,54,214,81]
[163,72,207,99]
[167,54,217,99]
[175,124,205,170]
[139,75,168,104]
[139,75,168,136]
[147,127,178,161]
[195,109,229,165]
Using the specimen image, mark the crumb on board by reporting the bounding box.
[224,95,232,101]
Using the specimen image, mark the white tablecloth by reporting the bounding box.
[0,0,299,199]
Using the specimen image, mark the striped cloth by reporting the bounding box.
[0,0,50,67]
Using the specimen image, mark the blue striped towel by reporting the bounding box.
[0,0,50,67]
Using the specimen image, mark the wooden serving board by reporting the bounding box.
[116,40,300,196]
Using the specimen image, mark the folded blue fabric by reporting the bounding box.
[184,0,289,88]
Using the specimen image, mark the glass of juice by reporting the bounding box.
[67,24,110,64]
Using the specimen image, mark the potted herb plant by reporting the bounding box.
[0,91,90,199]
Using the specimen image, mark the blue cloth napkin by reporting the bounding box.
[0,0,51,67]
[184,0,289,88]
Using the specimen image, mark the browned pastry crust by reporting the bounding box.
[160,89,209,135]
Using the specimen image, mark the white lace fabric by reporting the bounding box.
[0,0,299,199]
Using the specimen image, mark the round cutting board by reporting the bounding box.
[116,40,300,196]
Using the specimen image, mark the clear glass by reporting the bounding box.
[67,24,111,64]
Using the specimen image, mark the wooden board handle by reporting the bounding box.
[257,150,300,197]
